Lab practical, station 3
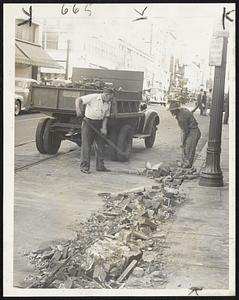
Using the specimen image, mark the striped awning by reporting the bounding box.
[15,39,61,69]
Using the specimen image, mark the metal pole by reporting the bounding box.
[199,33,228,187]
[149,24,153,56]
[65,39,70,80]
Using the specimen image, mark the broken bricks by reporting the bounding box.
[132,266,144,278]
[25,162,188,289]
[41,250,55,260]
[139,217,157,230]
[163,186,179,197]
[93,264,107,283]
[132,230,149,240]
[63,276,73,289]
[50,250,62,265]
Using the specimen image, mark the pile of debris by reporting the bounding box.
[24,163,198,289]
[143,161,199,183]
[58,78,115,90]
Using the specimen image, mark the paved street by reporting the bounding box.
[14,104,210,287]
[15,113,45,147]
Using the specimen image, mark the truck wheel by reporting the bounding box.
[108,129,118,161]
[43,118,62,154]
[145,123,157,148]
[116,125,133,162]
[35,118,49,154]
[15,100,21,116]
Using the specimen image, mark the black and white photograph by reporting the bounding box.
[3,2,236,296]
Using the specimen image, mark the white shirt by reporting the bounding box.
[80,93,111,120]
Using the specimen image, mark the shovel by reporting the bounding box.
[181,144,185,165]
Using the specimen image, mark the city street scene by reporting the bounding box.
[4,2,235,297]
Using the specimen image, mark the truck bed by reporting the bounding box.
[30,86,144,118]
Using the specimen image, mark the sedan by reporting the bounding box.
[15,77,39,115]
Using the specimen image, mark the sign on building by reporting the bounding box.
[209,36,224,67]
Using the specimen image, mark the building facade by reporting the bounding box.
[39,18,159,89]
[15,19,60,80]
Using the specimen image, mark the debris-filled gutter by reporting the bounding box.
[24,163,199,289]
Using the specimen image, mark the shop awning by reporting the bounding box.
[15,39,61,69]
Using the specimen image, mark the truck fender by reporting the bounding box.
[142,109,160,135]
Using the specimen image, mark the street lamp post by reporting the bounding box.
[65,39,71,80]
[199,28,229,187]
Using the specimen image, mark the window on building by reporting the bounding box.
[43,32,59,50]
[16,20,37,43]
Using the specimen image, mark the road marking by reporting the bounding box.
[15,117,43,122]
[15,140,35,147]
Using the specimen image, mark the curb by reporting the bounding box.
[193,141,208,173]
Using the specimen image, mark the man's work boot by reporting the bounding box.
[80,168,90,174]
[96,166,111,172]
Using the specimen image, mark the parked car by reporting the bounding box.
[15,94,24,116]
[15,77,40,115]
[149,88,167,106]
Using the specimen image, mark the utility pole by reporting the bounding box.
[149,24,153,56]
[65,39,70,80]
[199,26,229,187]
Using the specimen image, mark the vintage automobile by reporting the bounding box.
[149,88,167,106]
[15,77,39,115]
[30,68,160,162]
[15,94,24,116]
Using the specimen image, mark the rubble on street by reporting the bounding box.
[24,163,199,289]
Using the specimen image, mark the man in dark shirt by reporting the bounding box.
[192,89,204,115]
[168,101,201,168]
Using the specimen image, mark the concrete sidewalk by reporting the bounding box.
[161,123,231,293]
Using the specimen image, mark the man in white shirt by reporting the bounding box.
[75,88,115,174]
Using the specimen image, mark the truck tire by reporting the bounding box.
[116,125,133,162]
[145,123,157,148]
[43,118,62,154]
[35,118,49,154]
[108,128,118,161]
[15,100,21,116]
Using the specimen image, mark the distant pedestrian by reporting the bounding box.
[75,88,115,174]
[168,101,201,168]
[192,89,204,115]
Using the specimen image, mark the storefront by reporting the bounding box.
[15,39,61,80]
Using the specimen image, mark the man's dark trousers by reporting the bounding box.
[80,118,105,171]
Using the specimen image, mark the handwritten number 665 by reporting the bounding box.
[61,4,91,16]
